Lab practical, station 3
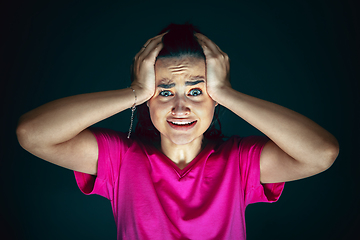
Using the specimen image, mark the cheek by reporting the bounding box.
[206,102,217,120]
[195,101,216,123]
[205,109,216,124]
[148,100,169,124]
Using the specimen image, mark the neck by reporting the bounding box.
[160,135,206,169]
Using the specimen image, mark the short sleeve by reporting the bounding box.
[74,127,131,200]
[238,136,285,206]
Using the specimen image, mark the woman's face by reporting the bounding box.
[148,56,216,145]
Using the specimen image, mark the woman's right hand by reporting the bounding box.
[16,32,167,175]
[130,32,167,102]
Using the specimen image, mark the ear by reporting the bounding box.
[215,102,218,107]
[147,101,149,107]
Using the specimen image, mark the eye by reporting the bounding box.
[159,90,173,97]
[188,88,202,96]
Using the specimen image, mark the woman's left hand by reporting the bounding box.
[195,33,231,101]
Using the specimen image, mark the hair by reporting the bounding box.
[131,22,224,142]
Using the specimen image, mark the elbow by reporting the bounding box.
[16,121,30,150]
[16,117,37,151]
[319,138,339,171]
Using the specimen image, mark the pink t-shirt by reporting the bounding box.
[74,128,285,240]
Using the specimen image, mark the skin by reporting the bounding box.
[194,32,339,183]
[15,33,167,175]
[149,57,216,169]
[16,31,339,184]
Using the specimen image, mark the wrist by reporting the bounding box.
[207,84,232,103]
[129,84,154,105]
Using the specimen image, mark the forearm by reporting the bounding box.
[212,86,339,164]
[17,87,150,148]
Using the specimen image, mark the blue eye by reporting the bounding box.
[159,90,173,97]
[189,89,202,96]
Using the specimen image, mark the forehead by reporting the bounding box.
[155,56,205,67]
[155,56,205,80]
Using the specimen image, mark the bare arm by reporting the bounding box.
[212,88,339,183]
[195,33,339,183]
[16,32,167,175]
[16,88,149,174]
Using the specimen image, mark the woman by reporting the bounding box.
[16,23,339,239]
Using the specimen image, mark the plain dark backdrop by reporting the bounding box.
[1,0,359,239]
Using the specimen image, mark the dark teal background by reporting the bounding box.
[1,0,359,239]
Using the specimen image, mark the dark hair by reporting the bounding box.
[132,22,224,142]
[156,23,205,60]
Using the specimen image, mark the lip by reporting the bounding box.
[167,119,197,131]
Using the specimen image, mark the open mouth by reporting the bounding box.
[167,120,197,130]
[168,120,196,126]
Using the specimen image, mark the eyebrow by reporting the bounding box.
[157,75,205,88]
[185,80,205,86]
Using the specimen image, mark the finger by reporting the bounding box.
[199,36,229,61]
[132,42,163,85]
[197,34,221,54]
[134,42,164,75]
[195,33,216,55]
[142,31,167,49]
[196,37,214,56]
[140,36,165,59]
[134,32,167,60]
[195,33,225,56]
[135,43,150,59]
[134,38,158,59]
[143,42,164,62]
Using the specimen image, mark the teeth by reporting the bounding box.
[171,121,194,125]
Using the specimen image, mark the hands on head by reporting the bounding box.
[130,32,167,101]
[130,31,231,103]
[194,33,231,100]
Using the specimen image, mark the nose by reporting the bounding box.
[171,96,190,116]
